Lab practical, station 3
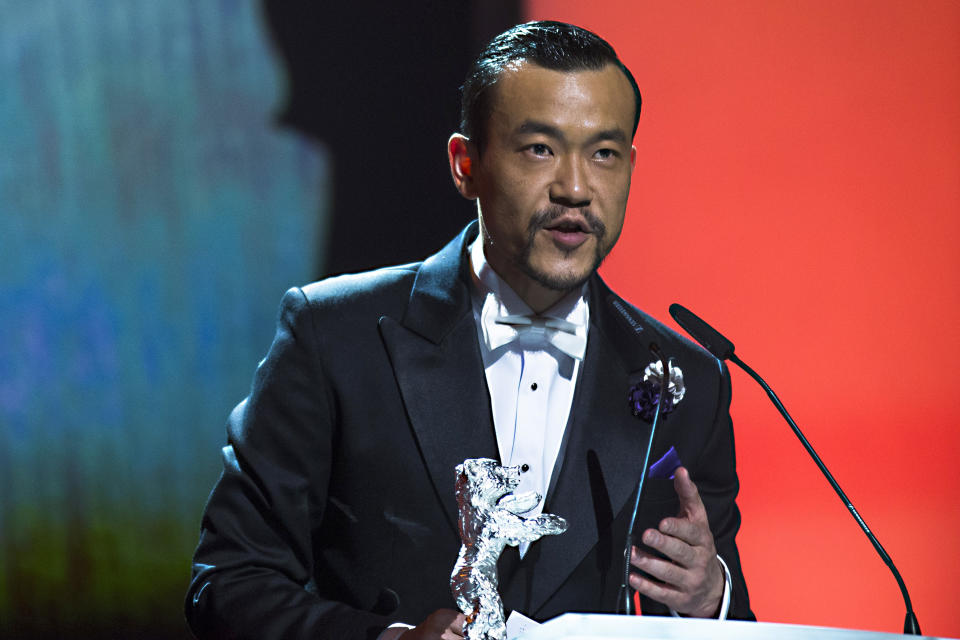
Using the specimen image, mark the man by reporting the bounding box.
[186,21,753,639]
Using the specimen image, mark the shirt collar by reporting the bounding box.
[469,234,589,358]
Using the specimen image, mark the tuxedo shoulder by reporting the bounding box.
[294,262,422,314]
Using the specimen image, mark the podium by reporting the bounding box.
[517,614,953,640]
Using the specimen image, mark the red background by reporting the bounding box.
[527,1,960,636]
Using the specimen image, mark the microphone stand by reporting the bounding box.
[731,352,920,635]
[670,303,921,635]
[617,343,670,616]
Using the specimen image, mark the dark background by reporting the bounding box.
[262,0,521,276]
[0,1,517,637]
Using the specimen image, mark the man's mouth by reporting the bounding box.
[542,216,592,248]
[545,218,589,233]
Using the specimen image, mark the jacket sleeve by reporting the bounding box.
[185,287,392,640]
[695,359,755,621]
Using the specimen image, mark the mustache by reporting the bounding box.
[529,206,607,240]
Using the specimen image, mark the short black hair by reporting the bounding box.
[460,21,642,152]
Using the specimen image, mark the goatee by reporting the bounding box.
[517,206,608,292]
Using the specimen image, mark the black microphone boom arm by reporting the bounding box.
[668,303,921,636]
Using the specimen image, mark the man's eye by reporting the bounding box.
[528,143,551,156]
[594,148,616,160]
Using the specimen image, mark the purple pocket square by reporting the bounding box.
[647,446,682,479]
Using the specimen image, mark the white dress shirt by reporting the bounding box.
[469,235,588,556]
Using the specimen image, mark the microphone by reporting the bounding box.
[617,341,669,616]
[668,303,921,635]
[667,302,734,360]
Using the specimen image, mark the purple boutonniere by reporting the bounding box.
[628,360,686,423]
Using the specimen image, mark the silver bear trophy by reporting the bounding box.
[450,458,568,640]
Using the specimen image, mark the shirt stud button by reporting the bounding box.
[530,382,538,391]
[521,463,530,473]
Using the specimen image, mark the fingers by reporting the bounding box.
[658,515,713,549]
[639,527,697,567]
[629,547,694,612]
[657,467,712,549]
[445,613,466,639]
[401,609,465,639]
[628,565,685,611]
[630,546,724,616]
[631,546,688,586]
[673,467,707,521]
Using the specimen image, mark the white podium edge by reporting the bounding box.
[516,613,953,640]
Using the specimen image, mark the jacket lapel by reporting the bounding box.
[378,223,498,535]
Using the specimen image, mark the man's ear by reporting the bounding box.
[448,133,477,199]
[630,145,637,169]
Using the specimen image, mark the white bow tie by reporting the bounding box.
[481,295,587,360]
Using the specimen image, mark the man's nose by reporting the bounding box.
[550,154,591,207]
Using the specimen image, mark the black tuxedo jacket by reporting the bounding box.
[186,223,753,639]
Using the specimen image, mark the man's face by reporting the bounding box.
[455,62,636,310]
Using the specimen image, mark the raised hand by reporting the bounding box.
[629,466,724,617]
